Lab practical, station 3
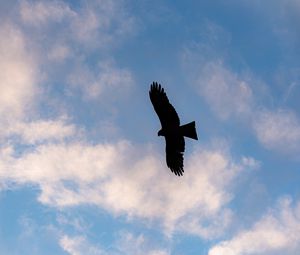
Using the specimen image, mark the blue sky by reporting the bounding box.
[0,0,300,254]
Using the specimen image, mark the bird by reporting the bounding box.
[149,82,198,176]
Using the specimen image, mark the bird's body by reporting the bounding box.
[149,82,198,176]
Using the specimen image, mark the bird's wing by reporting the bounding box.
[149,82,180,128]
[165,135,185,176]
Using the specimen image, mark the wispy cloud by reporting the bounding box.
[60,231,170,255]
[115,231,170,255]
[20,0,75,26]
[68,60,134,100]
[0,136,255,238]
[60,235,104,255]
[0,23,38,122]
[19,0,137,49]
[0,24,78,145]
[0,0,136,147]
[253,109,300,156]
[47,44,71,62]
[194,60,254,120]
[9,118,77,144]
[14,0,137,104]
[208,197,300,255]
[182,30,300,156]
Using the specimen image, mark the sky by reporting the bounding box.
[0,0,300,254]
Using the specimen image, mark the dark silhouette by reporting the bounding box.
[149,82,198,176]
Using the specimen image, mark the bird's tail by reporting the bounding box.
[180,121,198,140]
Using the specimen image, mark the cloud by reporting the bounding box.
[8,118,78,144]
[59,231,170,255]
[15,0,137,104]
[70,0,136,47]
[0,23,38,122]
[262,0,300,50]
[47,44,71,62]
[253,109,300,155]
[208,197,300,255]
[60,235,104,255]
[68,60,134,100]
[180,13,300,158]
[0,21,75,150]
[19,0,136,49]
[20,0,75,26]
[183,42,300,156]
[0,136,255,238]
[0,0,135,141]
[115,231,170,255]
[195,61,254,120]
[241,156,261,169]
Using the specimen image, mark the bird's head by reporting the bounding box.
[157,129,164,136]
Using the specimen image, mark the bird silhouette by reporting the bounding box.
[149,82,198,176]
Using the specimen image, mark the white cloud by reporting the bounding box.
[181,18,300,158]
[0,23,38,122]
[16,0,136,103]
[60,235,104,255]
[241,156,261,169]
[195,61,254,120]
[56,214,90,234]
[185,47,300,157]
[0,138,254,238]
[263,0,300,48]
[176,208,233,239]
[68,61,134,100]
[0,1,135,143]
[20,1,75,25]
[19,0,136,48]
[116,231,170,255]
[253,109,300,155]
[11,119,77,144]
[48,44,71,62]
[208,197,300,255]
[69,0,136,47]
[59,231,169,255]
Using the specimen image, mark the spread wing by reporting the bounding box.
[149,82,180,128]
[166,135,185,176]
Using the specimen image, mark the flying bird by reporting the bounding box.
[149,82,198,176]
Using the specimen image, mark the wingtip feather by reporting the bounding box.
[150,81,165,95]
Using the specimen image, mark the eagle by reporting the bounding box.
[149,82,198,176]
